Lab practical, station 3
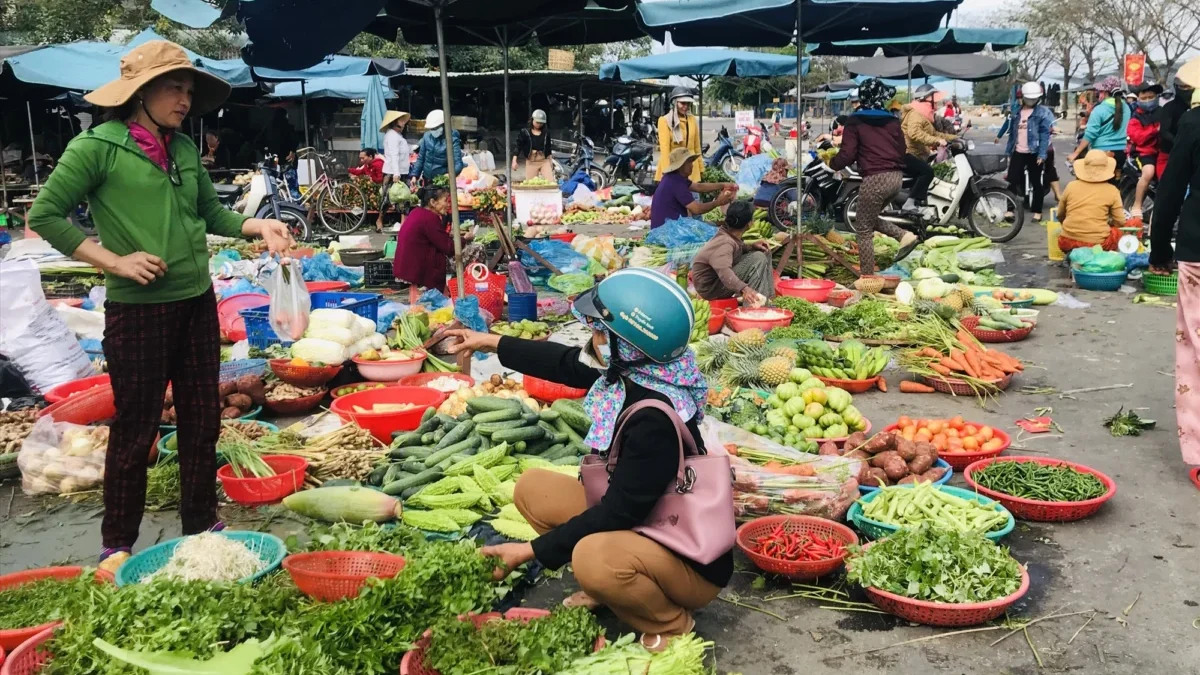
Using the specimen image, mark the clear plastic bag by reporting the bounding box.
[957,249,1005,270]
[18,416,108,495]
[518,239,590,275]
[267,260,311,342]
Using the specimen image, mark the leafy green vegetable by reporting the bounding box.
[288,521,423,554]
[557,633,713,674]
[772,296,827,329]
[1103,407,1156,437]
[846,524,1022,604]
[92,635,284,675]
[424,606,603,675]
[816,299,902,340]
[0,573,113,631]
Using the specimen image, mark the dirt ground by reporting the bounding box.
[2,134,1198,673]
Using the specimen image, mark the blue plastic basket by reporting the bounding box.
[115,531,287,586]
[1071,269,1128,292]
[309,291,382,322]
[848,484,1015,542]
[219,359,267,382]
[239,308,292,350]
[157,419,278,464]
[858,458,953,494]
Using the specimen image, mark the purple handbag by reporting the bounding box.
[580,400,735,565]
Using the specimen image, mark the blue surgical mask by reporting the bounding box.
[1137,100,1159,112]
[431,127,444,139]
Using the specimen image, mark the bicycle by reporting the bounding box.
[294,147,368,235]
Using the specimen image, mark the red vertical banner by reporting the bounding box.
[1124,54,1146,88]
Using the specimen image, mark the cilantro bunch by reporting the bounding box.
[424,606,603,675]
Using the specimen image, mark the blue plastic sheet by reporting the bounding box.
[518,239,590,275]
[645,217,717,248]
[453,296,489,359]
[376,301,407,333]
[418,288,451,310]
[302,252,364,286]
[560,168,594,196]
[736,154,775,192]
[1125,252,1149,271]
[1069,246,1126,273]
[216,278,268,300]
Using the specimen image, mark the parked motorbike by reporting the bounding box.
[1118,155,1155,227]
[743,124,767,157]
[551,134,609,189]
[702,126,743,176]
[604,134,657,192]
[230,154,311,241]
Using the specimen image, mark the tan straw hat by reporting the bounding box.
[663,147,700,174]
[1176,55,1200,89]
[379,110,411,131]
[85,40,231,116]
[1073,150,1117,183]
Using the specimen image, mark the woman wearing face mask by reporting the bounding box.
[512,109,554,181]
[997,82,1054,220]
[26,40,294,573]
[1068,77,1129,182]
[656,87,702,184]
[1125,82,1165,229]
[899,84,956,215]
[392,184,468,294]
[446,268,734,651]
[409,109,464,185]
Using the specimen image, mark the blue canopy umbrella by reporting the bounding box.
[599,48,810,141]
[847,54,1011,83]
[268,75,396,100]
[360,76,392,152]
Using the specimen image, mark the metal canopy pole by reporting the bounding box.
[794,0,802,230]
[906,55,913,100]
[578,81,584,139]
[503,31,513,237]
[27,102,40,186]
[301,80,310,149]
[697,76,704,148]
[435,3,465,296]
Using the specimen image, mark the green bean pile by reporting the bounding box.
[973,461,1107,502]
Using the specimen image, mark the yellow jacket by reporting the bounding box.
[900,104,956,157]
[656,114,702,182]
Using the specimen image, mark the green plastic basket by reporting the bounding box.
[1142,272,1178,296]
[848,485,1015,542]
[115,531,286,586]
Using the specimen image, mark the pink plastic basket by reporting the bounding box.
[0,625,55,675]
[864,564,1030,627]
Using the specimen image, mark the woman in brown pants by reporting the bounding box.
[447,268,733,650]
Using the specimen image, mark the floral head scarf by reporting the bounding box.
[1094,76,1122,95]
[857,78,896,111]
[571,307,709,450]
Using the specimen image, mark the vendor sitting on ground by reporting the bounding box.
[649,148,737,229]
[691,200,773,307]
[1056,150,1126,253]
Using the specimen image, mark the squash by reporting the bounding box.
[282,486,402,523]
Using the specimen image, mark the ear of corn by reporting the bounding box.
[402,509,462,532]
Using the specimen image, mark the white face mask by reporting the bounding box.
[431,127,444,139]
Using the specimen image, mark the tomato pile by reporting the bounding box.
[751,525,846,562]
[893,416,1005,454]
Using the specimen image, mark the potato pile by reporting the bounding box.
[0,410,38,453]
[161,375,265,425]
[834,430,947,488]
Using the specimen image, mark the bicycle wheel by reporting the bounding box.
[317,182,367,235]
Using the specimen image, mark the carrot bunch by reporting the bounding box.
[900,329,1023,396]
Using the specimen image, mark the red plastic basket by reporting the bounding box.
[815,375,879,394]
[305,281,351,293]
[709,297,739,313]
[217,293,270,342]
[920,373,1012,395]
[263,389,328,416]
[549,232,578,244]
[448,271,507,321]
[41,374,111,404]
[959,315,1034,343]
[268,359,343,388]
[38,386,115,426]
[775,278,835,303]
[725,308,794,333]
[736,515,858,580]
[216,455,308,506]
[282,551,407,602]
[707,307,727,335]
[827,289,857,308]
[400,609,604,675]
[863,563,1029,627]
[0,645,5,670]
[0,625,55,675]
[523,375,588,402]
[963,456,1117,522]
[0,568,114,651]
[882,423,1011,471]
[330,386,447,442]
[396,372,476,390]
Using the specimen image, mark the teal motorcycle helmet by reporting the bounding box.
[572,268,695,363]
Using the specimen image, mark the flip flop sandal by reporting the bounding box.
[1189,467,1200,492]
[895,239,920,262]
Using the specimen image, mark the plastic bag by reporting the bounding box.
[518,239,589,275]
[18,416,108,495]
[1070,245,1126,273]
[573,234,623,271]
[548,273,595,295]
[300,252,364,286]
[735,154,775,192]
[570,183,598,208]
[957,249,1005,270]
[267,261,311,342]
[560,169,594,196]
[508,261,535,294]
[537,297,571,319]
[644,217,717,248]
[700,418,862,522]
[0,260,94,393]
[418,288,452,310]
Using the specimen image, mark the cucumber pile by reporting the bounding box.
[366,395,593,498]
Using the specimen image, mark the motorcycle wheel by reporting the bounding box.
[552,160,566,183]
[257,202,311,242]
[588,167,610,190]
[966,187,1024,243]
[70,209,97,237]
[317,182,367,235]
[840,189,861,234]
[721,154,742,177]
[767,178,819,232]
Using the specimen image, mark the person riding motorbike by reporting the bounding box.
[656,87,702,184]
[997,82,1054,221]
[899,83,956,216]
[1126,82,1165,228]
[1157,73,1195,179]
[1068,76,1129,182]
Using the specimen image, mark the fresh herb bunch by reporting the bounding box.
[0,573,113,631]
[766,325,821,342]
[425,606,603,675]
[817,299,901,340]
[1103,407,1156,437]
[248,344,290,360]
[557,633,713,674]
[972,461,1107,502]
[290,521,423,554]
[846,523,1022,604]
[772,296,827,329]
[145,459,182,511]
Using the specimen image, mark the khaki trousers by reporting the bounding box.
[514,468,721,635]
[523,156,555,181]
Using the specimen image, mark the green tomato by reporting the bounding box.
[754,424,769,436]
[792,414,816,430]
[766,394,784,409]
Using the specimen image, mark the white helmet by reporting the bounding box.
[424,109,445,130]
[531,109,547,124]
[1020,81,1043,100]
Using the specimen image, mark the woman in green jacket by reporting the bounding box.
[27,40,294,573]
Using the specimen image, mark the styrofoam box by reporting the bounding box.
[513,188,563,225]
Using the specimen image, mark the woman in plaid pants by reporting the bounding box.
[27,41,294,573]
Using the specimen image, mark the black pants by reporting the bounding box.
[903,154,934,203]
[1007,152,1045,213]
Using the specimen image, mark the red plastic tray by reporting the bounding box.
[41,374,110,404]
[963,456,1117,522]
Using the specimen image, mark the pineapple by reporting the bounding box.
[730,328,766,352]
[825,230,846,246]
[938,293,965,312]
[769,345,798,363]
[758,356,792,386]
[694,338,732,376]
[720,355,764,388]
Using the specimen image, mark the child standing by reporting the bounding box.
[1125,82,1165,229]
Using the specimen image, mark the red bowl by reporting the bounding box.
[963,456,1117,522]
[707,307,727,335]
[330,382,394,399]
[269,359,343,388]
[827,289,857,308]
[882,423,1011,471]
[217,293,271,342]
[725,308,794,333]
[330,386,447,442]
[776,279,835,303]
[709,297,739,312]
[282,551,407,602]
[217,454,308,506]
[396,372,476,392]
[0,568,114,651]
[736,515,858,580]
[814,375,879,394]
[42,374,111,404]
[263,389,327,416]
[863,562,1030,627]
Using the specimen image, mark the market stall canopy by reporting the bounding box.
[809,27,1028,57]
[367,3,644,47]
[635,0,962,48]
[599,48,809,81]
[250,56,404,82]
[391,68,673,96]
[846,53,1010,82]
[267,75,397,100]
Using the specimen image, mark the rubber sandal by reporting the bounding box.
[1189,467,1200,492]
[562,591,601,610]
[98,548,131,575]
[895,237,920,263]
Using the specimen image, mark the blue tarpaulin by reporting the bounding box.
[252,55,404,82]
[268,75,396,100]
[810,27,1028,58]
[600,48,808,81]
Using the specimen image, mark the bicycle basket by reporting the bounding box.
[967,152,1009,177]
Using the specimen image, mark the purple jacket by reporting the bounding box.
[393,206,453,291]
[829,110,906,176]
